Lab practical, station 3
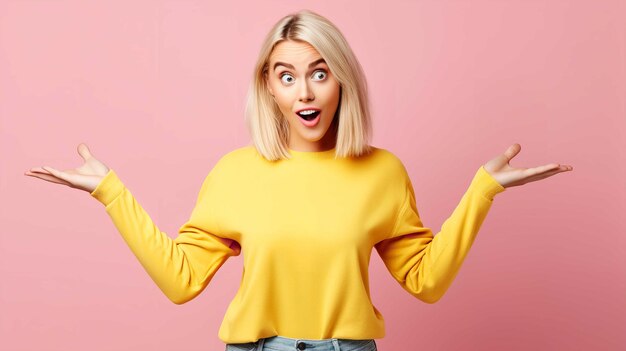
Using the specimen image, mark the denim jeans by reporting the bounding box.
[225,335,377,351]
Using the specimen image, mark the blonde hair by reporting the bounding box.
[244,9,373,161]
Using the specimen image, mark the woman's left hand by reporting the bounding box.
[482,143,573,189]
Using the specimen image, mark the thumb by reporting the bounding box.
[503,143,521,162]
[77,143,94,161]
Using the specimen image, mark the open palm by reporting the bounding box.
[483,143,573,189]
[24,143,110,193]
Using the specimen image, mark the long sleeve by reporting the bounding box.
[90,168,241,305]
[375,165,505,304]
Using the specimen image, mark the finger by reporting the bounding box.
[26,167,52,174]
[24,171,74,187]
[41,166,75,184]
[558,165,574,171]
[503,143,522,162]
[523,166,571,183]
[523,163,561,177]
[77,143,93,161]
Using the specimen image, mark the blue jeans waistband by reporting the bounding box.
[225,335,377,351]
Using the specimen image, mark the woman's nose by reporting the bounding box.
[298,81,314,102]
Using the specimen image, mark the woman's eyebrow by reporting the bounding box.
[273,58,326,71]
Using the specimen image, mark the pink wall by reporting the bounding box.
[2,0,624,350]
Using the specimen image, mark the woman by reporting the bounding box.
[24,9,572,351]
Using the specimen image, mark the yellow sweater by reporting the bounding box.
[90,145,505,343]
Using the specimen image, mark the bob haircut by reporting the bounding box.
[244,9,373,161]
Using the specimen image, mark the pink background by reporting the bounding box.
[2,0,624,350]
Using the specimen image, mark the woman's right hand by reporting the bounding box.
[24,143,111,193]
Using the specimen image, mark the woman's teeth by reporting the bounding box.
[297,110,321,121]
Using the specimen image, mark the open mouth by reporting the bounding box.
[297,110,321,121]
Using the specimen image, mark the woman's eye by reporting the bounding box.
[280,74,294,84]
[313,70,327,80]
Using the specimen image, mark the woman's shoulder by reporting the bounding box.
[366,145,408,174]
[207,145,259,175]
[219,145,256,161]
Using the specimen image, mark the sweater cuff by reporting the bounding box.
[90,169,125,206]
[470,166,506,200]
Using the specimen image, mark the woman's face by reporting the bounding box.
[265,40,341,152]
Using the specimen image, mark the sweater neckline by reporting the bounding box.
[288,147,337,160]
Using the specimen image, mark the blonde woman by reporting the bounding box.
[25,9,572,351]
